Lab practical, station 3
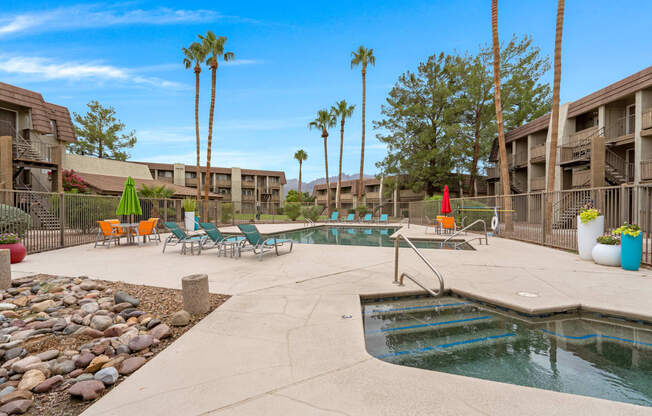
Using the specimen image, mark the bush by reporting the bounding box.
[596,234,620,245]
[0,233,18,244]
[0,205,31,238]
[284,202,301,221]
[183,198,197,212]
[355,205,369,216]
[302,205,323,222]
[220,203,234,223]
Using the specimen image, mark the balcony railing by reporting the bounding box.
[530,144,546,162]
[605,114,635,143]
[569,126,599,146]
[12,138,56,164]
[241,180,255,188]
[572,169,591,188]
[643,108,652,131]
[214,179,231,186]
[486,166,500,179]
[641,160,652,181]
[185,178,198,187]
[530,176,545,191]
[513,151,527,167]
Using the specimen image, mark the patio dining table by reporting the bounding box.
[109,222,142,245]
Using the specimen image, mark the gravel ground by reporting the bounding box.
[21,277,229,416]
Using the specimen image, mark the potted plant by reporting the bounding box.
[614,223,642,271]
[591,234,620,267]
[183,198,197,232]
[0,233,26,264]
[577,204,604,260]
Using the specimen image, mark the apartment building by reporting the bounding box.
[0,82,75,194]
[137,162,286,211]
[486,66,652,195]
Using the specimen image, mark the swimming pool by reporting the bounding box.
[363,296,652,406]
[271,226,473,250]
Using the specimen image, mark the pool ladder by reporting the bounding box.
[393,234,444,297]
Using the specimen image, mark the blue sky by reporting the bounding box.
[1,1,651,181]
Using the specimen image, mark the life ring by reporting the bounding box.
[491,215,499,231]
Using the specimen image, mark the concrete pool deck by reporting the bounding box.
[11,224,652,415]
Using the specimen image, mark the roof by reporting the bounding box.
[76,172,221,199]
[134,161,287,184]
[498,65,652,145]
[0,82,76,142]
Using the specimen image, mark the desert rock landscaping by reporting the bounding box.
[0,274,228,415]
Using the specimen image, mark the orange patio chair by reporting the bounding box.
[106,219,125,234]
[441,216,456,234]
[95,220,125,248]
[148,218,161,243]
[131,220,157,246]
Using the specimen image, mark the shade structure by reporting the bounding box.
[441,185,452,215]
[116,177,142,216]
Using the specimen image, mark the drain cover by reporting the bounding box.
[517,291,539,298]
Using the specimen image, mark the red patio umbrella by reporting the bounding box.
[441,185,452,215]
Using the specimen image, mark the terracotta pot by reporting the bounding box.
[0,242,26,264]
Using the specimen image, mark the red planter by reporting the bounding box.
[0,242,26,264]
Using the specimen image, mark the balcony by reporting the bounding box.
[12,138,57,165]
[365,191,380,200]
[642,109,652,135]
[185,177,198,187]
[530,176,545,191]
[242,194,255,201]
[214,179,231,187]
[241,180,255,188]
[399,189,423,200]
[512,151,527,168]
[572,169,591,188]
[641,160,652,181]
[157,176,173,184]
[530,144,546,163]
[560,128,597,165]
[605,114,635,145]
[486,165,500,179]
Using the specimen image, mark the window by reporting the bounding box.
[269,176,279,184]
[159,170,173,178]
[218,188,230,195]
[49,120,58,139]
[216,174,229,182]
[243,189,254,196]
[243,175,255,182]
[185,172,196,179]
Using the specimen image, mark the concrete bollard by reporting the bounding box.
[181,274,209,315]
[0,250,10,290]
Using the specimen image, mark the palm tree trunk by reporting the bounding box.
[194,65,201,204]
[545,0,565,239]
[358,67,366,205]
[337,118,345,211]
[323,131,331,215]
[491,0,513,233]
[204,61,217,220]
[298,161,302,203]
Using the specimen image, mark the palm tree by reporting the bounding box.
[308,109,336,215]
[198,31,234,219]
[331,100,355,211]
[491,0,513,232]
[294,149,308,203]
[350,46,375,204]
[182,41,208,204]
[545,0,565,239]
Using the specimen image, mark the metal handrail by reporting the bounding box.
[442,219,488,246]
[393,234,444,297]
[303,218,314,226]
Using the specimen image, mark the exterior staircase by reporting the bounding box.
[551,190,592,229]
[14,184,60,230]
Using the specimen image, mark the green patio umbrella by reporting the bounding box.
[116,176,142,221]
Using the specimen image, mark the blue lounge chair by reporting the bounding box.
[361,213,372,223]
[199,222,246,257]
[236,224,293,261]
[162,222,207,254]
[344,213,355,222]
[328,211,339,222]
[379,214,388,223]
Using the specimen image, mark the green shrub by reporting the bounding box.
[579,208,601,224]
[183,198,197,212]
[0,204,31,238]
[355,205,369,216]
[284,202,301,221]
[0,233,18,244]
[302,205,323,222]
[596,234,620,245]
[220,203,234,223]
[614,222,641,238]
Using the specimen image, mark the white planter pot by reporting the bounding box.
[591,243,621,267]
[577,215,604,260]
[184,211,195,232]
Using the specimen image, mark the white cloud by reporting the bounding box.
[0,55,186,89]
[0,5,233,37]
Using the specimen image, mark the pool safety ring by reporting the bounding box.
[491,215,498,231]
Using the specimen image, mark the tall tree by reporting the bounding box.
[68,101,136,161]
[182,41,208,203]
[198,31,234,219]
[350,46,375,205]
[459,35,551,194]
[293,149,308,203]
[374,53,464,195]
[308,110,336,215]
[491,0,513,232]
[331,100,355,210]
[545,0,565,238]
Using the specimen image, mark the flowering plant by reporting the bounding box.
[613,223,641,238]
[579,208,601,224]
[596,234,620,245]
[0,233,19,244]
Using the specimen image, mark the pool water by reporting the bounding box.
[363,296,652,407]
[271,226,473,250]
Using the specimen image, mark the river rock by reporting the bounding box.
[74,352,95,369]
[52,359,76,375]
[84,355,109,373]
[0,398,32,414]
[170,310,190,327]
[94,367,119,385]
[17,369,45,391]
[90,316,112,331]
[149,324,171,340]
[118,356,146,375]
[127,335,152,352]
[80,302,99,314]
[79,281,104,291]
[36,349,59,361]
[33,375,64,393]
[114,291,139,307]
[11,356,40,374]
[68,380,105,400]
[0,386,14,398]
[0,304,16,312]
[30,300,55,313]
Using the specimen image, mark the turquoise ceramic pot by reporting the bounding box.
[621,234,642,271]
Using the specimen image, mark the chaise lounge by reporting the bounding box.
[236,223,293,261]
